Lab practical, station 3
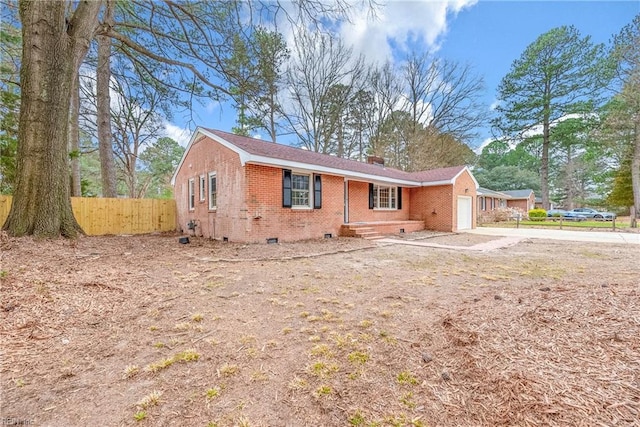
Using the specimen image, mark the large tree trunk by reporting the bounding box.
[97,0,117,197]
[2,0,100,237]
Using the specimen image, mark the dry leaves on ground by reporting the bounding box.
[1,232,638,426]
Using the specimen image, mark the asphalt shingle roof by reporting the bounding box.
[501,189,534,199]
[477,187,511,198]
[207,128,467,185]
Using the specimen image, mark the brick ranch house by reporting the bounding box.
[477,187,510,213]
[171,128,478,243]
[502,189,536,212]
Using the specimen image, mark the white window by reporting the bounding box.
[199,175,206,201]
[292,173,311,208]
[208,172,217,210]
[188,178,195,211]
[373,185,397,209]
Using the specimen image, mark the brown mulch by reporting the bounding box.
[0,233,638,426]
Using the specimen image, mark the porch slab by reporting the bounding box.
[340,220,425,239]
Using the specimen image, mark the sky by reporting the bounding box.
[165,0,640,149]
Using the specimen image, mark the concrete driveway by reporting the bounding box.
[465,227,640,245]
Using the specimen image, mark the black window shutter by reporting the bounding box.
[283,169,292,208]
[397,186,402,210]
[368,183,374,209]
[313,174,322,209]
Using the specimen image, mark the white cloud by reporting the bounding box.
[475,137,494,154]
[205,101,219,114]
[339,0,478,64]
[164,122,191,147]
[278,0,478,67]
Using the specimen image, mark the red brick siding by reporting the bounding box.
[507,194,535,213]
[175,138,347,242]
[346,181,410,222]
[407,170,477,232]
[174,136,247,240]
[478,196,507,211]
[409,186,453,231]
[244,165,345,242]
[507,199,527,212]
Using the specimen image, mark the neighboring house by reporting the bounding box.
[534,196,555,210]
[477,187,510,213]
[171,128,478,243]
[535,196,543,209]
[502,189,536,212]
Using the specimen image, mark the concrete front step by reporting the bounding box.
[357,230,384,240]
[340,221,425,239]
[339,225,382,239]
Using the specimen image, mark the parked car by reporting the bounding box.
[571,208,616,220]
[546,209,587,221]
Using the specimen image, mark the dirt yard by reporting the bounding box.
[1,231,639,427]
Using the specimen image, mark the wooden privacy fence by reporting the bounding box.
[0,195,177,235]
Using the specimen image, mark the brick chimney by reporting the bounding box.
[367,155,385,166]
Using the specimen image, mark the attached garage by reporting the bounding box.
[457,196,473,230]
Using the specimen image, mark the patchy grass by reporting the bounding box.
[123,365,140,379]
[205,387,221,400]
[133,411,147,421]
[397,371,418,385]
[145,349,200,373]
[137,390,162,409]
[218,363,240,377]
[347,351,369,365]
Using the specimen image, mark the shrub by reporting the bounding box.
[528,208,547,221]
[477,207,520,224]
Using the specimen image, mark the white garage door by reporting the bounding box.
[457,196,472,230]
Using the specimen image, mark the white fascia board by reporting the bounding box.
[246,156,421,187]
[419,179,455,187]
